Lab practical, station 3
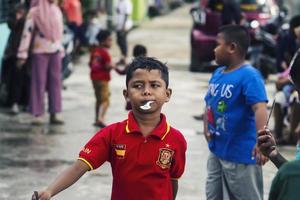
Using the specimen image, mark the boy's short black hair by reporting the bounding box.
[218,24,250,56]
[126,57,169,88]
[96,30,111,43]
[133,44,147,57]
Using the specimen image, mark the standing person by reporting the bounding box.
[89,30,115,128]
[31,57,187,200]
[115,0,133,64]
[2,4,28,113]
[204,25,268,200]
[62,0,83,30]
[62,0,85,58]
[17,0,64,125]
[85,10,102,47]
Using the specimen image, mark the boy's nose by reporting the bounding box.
[142,86,151,96]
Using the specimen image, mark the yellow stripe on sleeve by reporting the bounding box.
[161,123,170,140]
[125,120,130,133]
[78,157,94,171]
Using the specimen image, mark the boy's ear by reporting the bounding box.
[123,89,130,101]
[228,42,237,54]
[165,88,172,102]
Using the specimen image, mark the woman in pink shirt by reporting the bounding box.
[17,0,64,125]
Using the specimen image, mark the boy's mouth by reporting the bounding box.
[140,101,154,110]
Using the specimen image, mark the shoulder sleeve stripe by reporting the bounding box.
[161,123,170,140]
[125,120,130,133]
[78,157,94,171]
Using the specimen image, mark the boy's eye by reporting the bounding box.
[133,83,143,89]
[151,83,161,88]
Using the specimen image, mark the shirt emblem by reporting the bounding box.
[114,144,126,159]
[156,148,174,169]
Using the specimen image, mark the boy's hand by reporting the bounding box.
[252,145,269,165]
[257,128,278,158]
[204,131,212,142]
[32,190,51,200]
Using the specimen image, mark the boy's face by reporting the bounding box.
[214,33,232,66]
[123,69,172,114]
[102,36,113,48]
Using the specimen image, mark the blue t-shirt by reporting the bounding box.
[204,64,268,164]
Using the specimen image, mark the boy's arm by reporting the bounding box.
[252,102,269,165]
[252,102,268,131]
[171,179,178,200]
[34,160,90,200]
[105,63,116,70]
[203,107,211,142]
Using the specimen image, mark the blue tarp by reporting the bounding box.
[0,23,10,79]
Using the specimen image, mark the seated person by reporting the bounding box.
[257,32,300,200]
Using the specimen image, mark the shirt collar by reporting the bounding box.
[125,111,170,140]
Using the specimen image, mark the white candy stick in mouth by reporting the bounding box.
[140,101,154,110]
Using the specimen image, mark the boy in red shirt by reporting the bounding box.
[32,57,187,200]
[89,30,115,128]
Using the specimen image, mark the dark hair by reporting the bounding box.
[96,30,111,43]
[126,57,169,88]
[290,51,300,85]
[290,15,300,30]
[218,24,250,56]
[133,44,147,57]
[14,3,26,12]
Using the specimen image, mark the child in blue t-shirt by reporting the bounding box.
[204,25,268,200]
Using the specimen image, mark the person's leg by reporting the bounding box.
[78,24,87,45]
[68,22,82,61]
[3,57,15,106]
[221,160,263,200]
[99,101,109,123]
[98,81,110,126]
[47,53,63,122]
[92,80,101,123]
[10,61,25,114]
[116,31,128,57]
[20,64,31,108]
[206,152,223,200]
[67,22,79,43]
[30,54,49,117]
[11,60,24,104]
